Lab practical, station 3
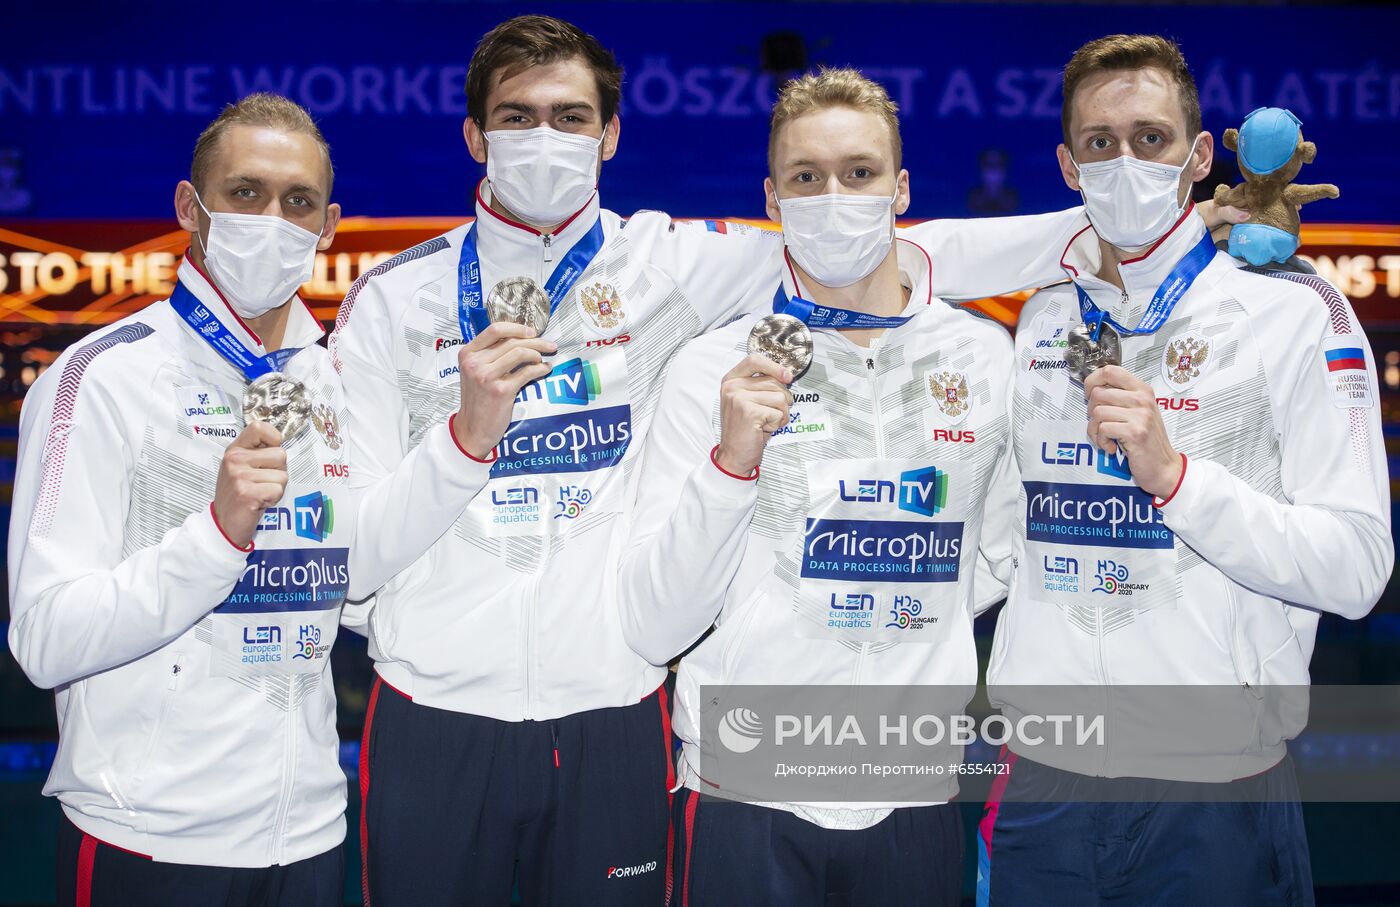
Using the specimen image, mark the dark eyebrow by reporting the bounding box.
[492,100,597,117]
[228,174,266,188]
[286,183,320,197]
[1079,119,1172,134]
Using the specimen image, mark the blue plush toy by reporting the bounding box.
[1213,107,1339,266]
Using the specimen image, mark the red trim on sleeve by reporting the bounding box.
[710,445,759,481]
[1153,453,1189,509]
[209,503,254,553]
[448,413,499,464]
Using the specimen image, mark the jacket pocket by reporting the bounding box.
[717,583,771,684]
[127,651,185,810]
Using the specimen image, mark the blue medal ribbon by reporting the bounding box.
[457,217,606,343]
[169,281,300,380]
[1074,231,1217,341]
[772,285,912,330]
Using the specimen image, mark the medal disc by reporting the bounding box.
[747,313,814,380]
[243,373,311,442]
[486,277,551,334]
[1064,322,1123,383]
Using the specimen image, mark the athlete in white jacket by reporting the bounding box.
[331,17,1096,907]
[620,69,1021,906]
[975,35,1392,907]
[8,96,493,906]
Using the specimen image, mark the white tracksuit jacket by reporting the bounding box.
[620,240,1022,829]
[987,209,1393,781]
[7,256,489,867]
[328,180,1085,722]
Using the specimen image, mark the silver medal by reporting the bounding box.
[747,313,814,380]
[243,372,311,442]
[486,277,551,334]
[1064,322,1122,383]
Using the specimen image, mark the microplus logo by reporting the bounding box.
[837,466,948,517]
[1024,481,1173,550]
[804,519,963,583]
[517,356,601,407]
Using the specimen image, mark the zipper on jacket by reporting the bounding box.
[867,352,884,458]
[1223,581,1254,691]
[542,233,554,265]
[1088,611,1107,775]
[167,653,186,691]
[270,677,297,863]
[521,574,538,720]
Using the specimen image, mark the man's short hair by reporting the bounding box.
[467,15,624,126]
[191,93,333,195]
[768,67,902,176]
[1061,34,1202,143]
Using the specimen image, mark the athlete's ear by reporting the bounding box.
[318,203,341,251]
[1189,131,1214,183]
[1057,144,1080,193]
[894,169,910,216]
[600,114,620,163]
[464,117,488,165]
[764,177,781,224]
[175,180,201,234]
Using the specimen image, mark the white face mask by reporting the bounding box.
[778,192,895,288]
[195,192,321,319]
[485,126,601,228]
[1073,134,1201,252]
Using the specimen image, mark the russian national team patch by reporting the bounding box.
[1322,335,1372,409]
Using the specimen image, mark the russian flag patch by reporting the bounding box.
[1325,346,1366,372]
[1322,335,1372,409]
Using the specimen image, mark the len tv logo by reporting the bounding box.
[1040,441,1132,481]
[837,467,949,517]
[897,466,948,517]
[518,357,602,407]
[294,492,335,543]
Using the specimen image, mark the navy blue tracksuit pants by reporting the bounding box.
[977,752,1314,907]
[56,816,342,907]
[360,676,674,906]
[667,788,964,906]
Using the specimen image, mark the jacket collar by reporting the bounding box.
[780,237,935,327]
[473,179,602,275]
[175,253,325,355]
[1060,202,1210,330]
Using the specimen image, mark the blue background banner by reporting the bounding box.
[2,2,1397,222]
